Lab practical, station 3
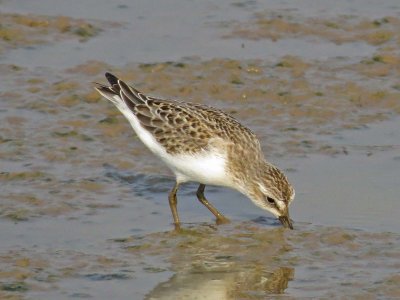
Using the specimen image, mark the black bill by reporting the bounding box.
[279,215,294,230]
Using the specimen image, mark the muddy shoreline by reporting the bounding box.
[0,1,399,299]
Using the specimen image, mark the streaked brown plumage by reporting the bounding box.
[95,72,295,229]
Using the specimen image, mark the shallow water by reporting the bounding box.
[0,0,390,68]
[0,0,400,299]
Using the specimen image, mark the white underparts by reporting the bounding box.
[103,94,231,187]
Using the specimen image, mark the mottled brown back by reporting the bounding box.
[97,73,261,156]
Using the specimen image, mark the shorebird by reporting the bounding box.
[95,73,295,229]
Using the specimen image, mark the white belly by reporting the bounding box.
[163,152,229,186]
[115,102,231,186]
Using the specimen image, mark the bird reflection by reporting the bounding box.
[146,266,293,299]
[125,222,296,299]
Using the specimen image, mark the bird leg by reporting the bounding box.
[168,182,181,230]
[196,184,230,224]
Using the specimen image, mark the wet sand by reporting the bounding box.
[0,0,399,299]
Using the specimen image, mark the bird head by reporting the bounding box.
[246,164,295,229]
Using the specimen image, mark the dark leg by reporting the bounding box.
[168,182,180,230]
[196,184,230,224]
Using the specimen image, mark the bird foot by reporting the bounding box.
[216,217,230,225]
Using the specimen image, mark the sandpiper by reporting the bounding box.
[95,73,295,229]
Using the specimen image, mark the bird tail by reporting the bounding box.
[94,72,149,108]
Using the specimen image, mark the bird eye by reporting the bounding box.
[266,197,275,204]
